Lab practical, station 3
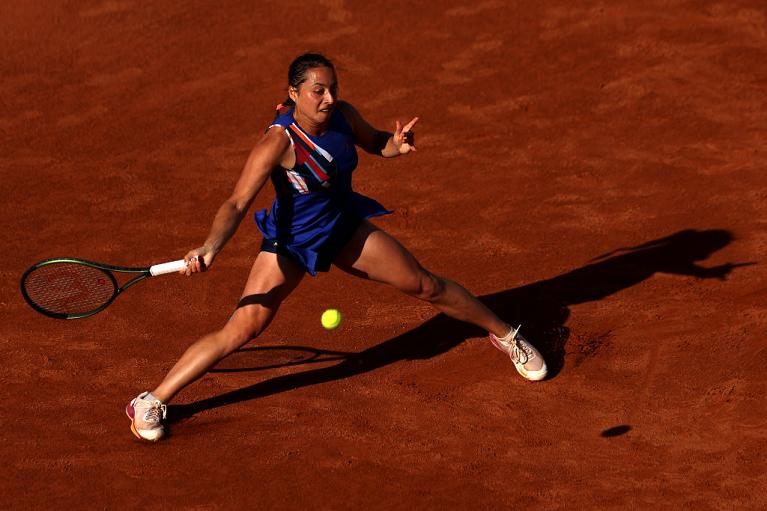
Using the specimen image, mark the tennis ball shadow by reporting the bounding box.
[601,425,632,437]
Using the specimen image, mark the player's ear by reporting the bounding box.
[288,86,298,103]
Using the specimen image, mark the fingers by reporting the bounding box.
[182,251,210,276]
[189,255,203,274]
[181,255,196,276]
[393,118,418,138]
[402,117,419,132]
[391,117,418,154]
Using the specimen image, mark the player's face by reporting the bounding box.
[291,66,338,125]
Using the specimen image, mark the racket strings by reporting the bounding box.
[23,263,116,315]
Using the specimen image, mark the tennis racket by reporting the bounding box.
[20,257,195,319]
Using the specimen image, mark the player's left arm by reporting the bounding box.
[337,101,418,158]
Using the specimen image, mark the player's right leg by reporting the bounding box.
[126,251,305,441]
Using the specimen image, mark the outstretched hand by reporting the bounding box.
[393,117,418,154]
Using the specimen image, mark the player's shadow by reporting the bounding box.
[169,228,753,422]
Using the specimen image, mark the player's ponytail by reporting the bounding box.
[274,98,295,119]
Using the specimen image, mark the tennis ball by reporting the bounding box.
[321,308,342,330]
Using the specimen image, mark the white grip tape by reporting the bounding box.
[149,259,189,276]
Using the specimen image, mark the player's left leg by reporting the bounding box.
[334,220,547,380]
[334,221,505,335]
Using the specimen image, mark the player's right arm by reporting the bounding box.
[183,126,290,273]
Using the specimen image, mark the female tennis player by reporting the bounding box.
[127,53,547,441]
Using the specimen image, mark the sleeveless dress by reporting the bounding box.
[254,107,392,275]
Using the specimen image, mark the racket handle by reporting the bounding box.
[149,259,189,276]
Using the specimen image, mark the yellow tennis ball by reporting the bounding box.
[321,308,342,330]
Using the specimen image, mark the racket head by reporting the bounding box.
[20,259,120,319]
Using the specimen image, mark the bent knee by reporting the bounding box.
[213,328,252,357]
[404,271,445,302]
[220,306,273,353]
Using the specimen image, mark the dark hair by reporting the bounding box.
[275,53,335,116]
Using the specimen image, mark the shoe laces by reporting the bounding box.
[507,325,534,365]
[140,400,167,424]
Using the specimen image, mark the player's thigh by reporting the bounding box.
[334,220,429,294]
[229,251,305,329]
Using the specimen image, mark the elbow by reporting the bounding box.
[225,196,252,217]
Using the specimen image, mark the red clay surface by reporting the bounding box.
[2,1,766,509]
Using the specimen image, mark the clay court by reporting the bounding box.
[2,1,766,509]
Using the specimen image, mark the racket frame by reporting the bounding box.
[20,257,185,320]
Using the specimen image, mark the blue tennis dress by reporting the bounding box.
[254,108,391,275]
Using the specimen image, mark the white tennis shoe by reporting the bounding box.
[126,392,167,442]
[490,325,548,381]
